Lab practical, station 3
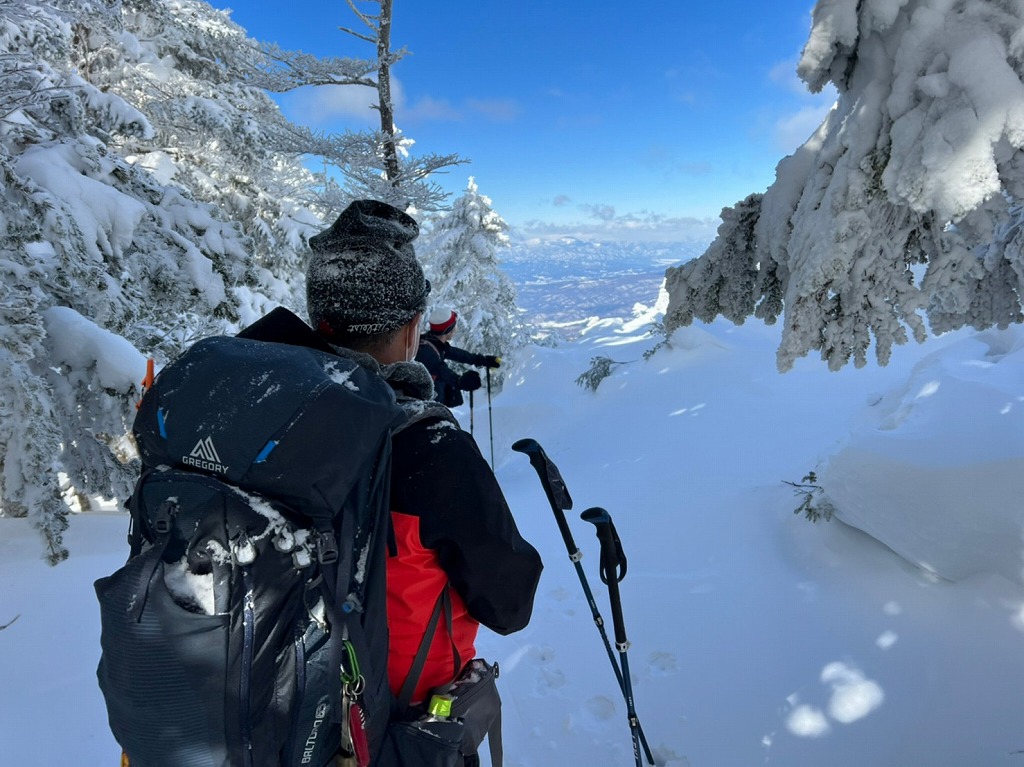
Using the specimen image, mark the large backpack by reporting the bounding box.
[94,332,405,767]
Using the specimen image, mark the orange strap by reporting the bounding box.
[135,358,155,410]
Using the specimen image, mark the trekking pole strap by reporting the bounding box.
[580,507,627,583]
[581,508,629,648]
[511,439,578,558]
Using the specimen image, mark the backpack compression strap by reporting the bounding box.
[396,589,504,767]
[396,586,460,710]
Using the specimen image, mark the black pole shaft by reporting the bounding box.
[486,368,494,469]
[469,388,475,436]
[511,439,655,765]
[581,507,643,767]
[619,650,643,767]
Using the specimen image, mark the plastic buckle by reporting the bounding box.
[317,532,338,564]
[153,499,177,535]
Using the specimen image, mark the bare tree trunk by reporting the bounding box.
[340,0,464,209]
[376,0,401,185]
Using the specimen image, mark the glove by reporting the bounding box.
[482,355,501,369]
[459,370,482,392]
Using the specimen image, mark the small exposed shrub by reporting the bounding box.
[784,471,835,523]
[575,355,626,392]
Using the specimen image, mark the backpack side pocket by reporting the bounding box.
[95,550,231,767]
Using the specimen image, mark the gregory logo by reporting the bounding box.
[301,698,331,764]
[182,436,229,474]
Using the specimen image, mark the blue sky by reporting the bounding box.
[216,1,833,241]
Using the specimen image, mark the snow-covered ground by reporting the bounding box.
[3,296,1024,766]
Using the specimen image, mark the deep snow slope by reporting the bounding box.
[3,313,1024,767]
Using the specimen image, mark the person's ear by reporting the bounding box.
[404,313,422,361]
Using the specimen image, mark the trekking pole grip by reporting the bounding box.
[511,438,579,559]
[581,507,629,647]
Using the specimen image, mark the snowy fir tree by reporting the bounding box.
[0,0,264,560]
[68,0,362,307]
[0,0,382,560]
[420,178,524,385]
[0,0,502,561]
[664,0,1024,372]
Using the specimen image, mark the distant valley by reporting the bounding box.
[501,236,708,323]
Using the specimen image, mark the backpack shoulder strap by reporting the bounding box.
[396,586,461,710]
[393,397,457,435]
[420,337,442,357]
[486,707,504,767]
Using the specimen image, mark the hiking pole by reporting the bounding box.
[469,388,475,436]
[581,506,644,767]
[511,439,655,765]
[486,368,495,469]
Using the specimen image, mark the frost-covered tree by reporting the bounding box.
[664,0,1024,371]
[0,0,357,560]
[0,0,474,561]
[68,0,366,303]
[420,178,523,383]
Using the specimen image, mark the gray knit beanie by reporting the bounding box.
[306,200,430,339]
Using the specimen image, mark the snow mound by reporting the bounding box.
[821,328,1024,584]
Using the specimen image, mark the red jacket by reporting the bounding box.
[387,512,478,701]
[386,404,542,703]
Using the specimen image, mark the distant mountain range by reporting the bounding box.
[501,236,709,324]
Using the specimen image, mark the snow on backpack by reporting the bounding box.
[94,333,406,767]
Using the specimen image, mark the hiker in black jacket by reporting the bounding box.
[416,307,501,408]
[240,200,541,765]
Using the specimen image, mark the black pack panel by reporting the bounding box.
[134,336,404,524]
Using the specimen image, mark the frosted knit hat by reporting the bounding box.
[306,200,430,339]
[428,307,458,334]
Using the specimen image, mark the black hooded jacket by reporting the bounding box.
[238,308,542,696]
[415,333,491,407]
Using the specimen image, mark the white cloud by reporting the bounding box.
[293,88,518,124]
[398,96,520,123]
[401,95,461,122]
[517,209,720,244]
[786,704,831,737]
[466,98,521,122]
[641,144,713,179]
[821,662,885,724]
[770,54,839,153]
[765,57,838,153]
[280,78,408,127]
[583,203,616,221]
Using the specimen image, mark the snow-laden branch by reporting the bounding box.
[665,0,1024,371]
[241,42,395,92]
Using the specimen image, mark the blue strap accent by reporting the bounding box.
[254,440,278,463]
[157,408,167,439]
